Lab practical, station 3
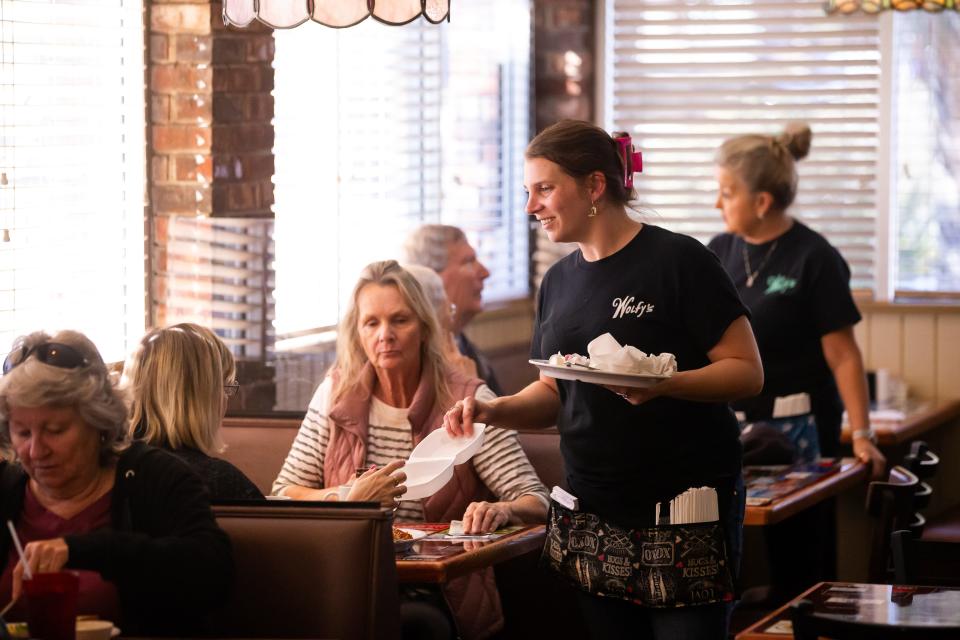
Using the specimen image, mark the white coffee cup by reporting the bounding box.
[76,619,114,640]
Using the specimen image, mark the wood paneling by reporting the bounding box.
[867,312,903,376]
[902,314,938,401]
[856,305,959,401]
[936,314,960,400]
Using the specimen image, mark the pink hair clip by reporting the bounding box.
[614,134,643,189]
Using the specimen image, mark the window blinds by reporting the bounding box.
[272,0,531,339]
[155,216,274,360]
[0,0,145,362]
[606,0,880,290]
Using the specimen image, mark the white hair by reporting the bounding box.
[403,263,448,315]
[402,224,466,273]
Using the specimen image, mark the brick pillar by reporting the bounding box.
[148,1,276,408]
[149,1,274,221]
[210,3,275,217]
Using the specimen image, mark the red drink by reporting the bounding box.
[23,571,79,640]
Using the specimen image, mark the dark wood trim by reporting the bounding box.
[222,415,302,430]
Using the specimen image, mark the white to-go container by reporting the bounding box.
[396,424,487,500]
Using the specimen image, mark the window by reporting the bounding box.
[892,12,960,294]
[605,0,881,291]
[0,0,145,361]
[606,1,960,298]
[271,0,531,342]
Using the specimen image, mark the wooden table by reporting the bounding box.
[744,458,868,527]
[395,524,545,583]
[840,398,960,447]
[737,581,960,638]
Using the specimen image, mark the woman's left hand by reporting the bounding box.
[853,438,887,479]
[462,501,511,534]
[11,537,69,600]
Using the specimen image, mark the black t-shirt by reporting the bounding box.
[531,224,748,528]
[708,221,861,449]
[167,447,265,501]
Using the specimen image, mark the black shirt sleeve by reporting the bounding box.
[806,243,861,337]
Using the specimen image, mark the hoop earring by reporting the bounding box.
[588,203,598,218]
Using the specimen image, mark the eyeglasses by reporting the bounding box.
[2,341,90,375]
[224,380,240,397]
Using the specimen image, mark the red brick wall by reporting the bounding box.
[148,1,274,220]
[147,0,275,338]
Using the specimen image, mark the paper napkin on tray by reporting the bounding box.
[586,333,677,376]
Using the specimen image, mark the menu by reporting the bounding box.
[394,523,523,560]
[744,458,841,506]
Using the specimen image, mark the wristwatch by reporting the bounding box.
[851,428,878,445]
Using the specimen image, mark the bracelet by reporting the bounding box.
[851,428,878,444]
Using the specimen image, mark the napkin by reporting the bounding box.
[586,333,677,376]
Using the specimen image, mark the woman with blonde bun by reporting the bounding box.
[709,123,885,603]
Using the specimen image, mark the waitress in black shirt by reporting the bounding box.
[708,123,885,603]
[708,123,885,474]
[444,120,764,640]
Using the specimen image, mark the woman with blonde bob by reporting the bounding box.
[274,260,548,640]
[124,322,262,501]
[0,329,232,634]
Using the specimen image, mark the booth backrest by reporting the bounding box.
[221,417,299,495]
[207,503,401,640]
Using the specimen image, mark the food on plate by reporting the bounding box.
[392,527,414,541]
[547,352,592,367]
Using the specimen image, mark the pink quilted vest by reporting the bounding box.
[323,362,504,639]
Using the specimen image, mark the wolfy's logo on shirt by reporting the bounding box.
[611,296,655,319]
[764,275,797,295]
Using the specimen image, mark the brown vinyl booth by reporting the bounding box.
[206,503,401,640]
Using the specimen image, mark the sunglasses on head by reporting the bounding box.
[2,342,90,374]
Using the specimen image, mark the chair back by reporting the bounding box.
[892,529,960,587]
[206,503,401,640]
[902,441,939,536]
[866,465,919,582]
[902,441,939,480]
[791,598,958,640]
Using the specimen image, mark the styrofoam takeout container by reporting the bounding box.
[398,458,455,501]
[409,423,486,465]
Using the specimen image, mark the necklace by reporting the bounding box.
[741,240,778,288]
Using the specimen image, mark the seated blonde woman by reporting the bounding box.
[124,323,262,501]
[273,260,548,640]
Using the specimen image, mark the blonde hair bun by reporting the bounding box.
[777,122,813,161]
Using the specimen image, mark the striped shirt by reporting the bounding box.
[273,378,549,522]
